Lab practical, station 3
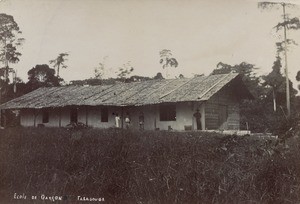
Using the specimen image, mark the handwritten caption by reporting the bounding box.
[13,193,105,202]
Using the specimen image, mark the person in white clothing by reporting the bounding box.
[125,113,131,129]
[115,113,121,128]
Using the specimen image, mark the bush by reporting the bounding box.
[0,128,299,203]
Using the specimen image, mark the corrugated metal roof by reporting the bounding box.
[0,73,250,109]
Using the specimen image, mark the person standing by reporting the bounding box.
[115,113,121,128]
[125,113,131,129]
[139,112,144,130]
[193,109,202,130]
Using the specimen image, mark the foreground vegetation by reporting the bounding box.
[0,128,299,203]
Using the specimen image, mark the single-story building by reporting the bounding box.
[0,73,253,131]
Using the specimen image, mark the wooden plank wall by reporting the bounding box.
[205,85,240,130]
[205,103,219,129]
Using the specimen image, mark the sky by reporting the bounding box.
[0,0,300,87]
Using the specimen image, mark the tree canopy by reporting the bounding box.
[115,61,134,81]
[0,14,24,77]
[26,64,61,91]
[211,62,261,97]
[159,49,178,79]
[159,49,178,69]
[0,13,24,104]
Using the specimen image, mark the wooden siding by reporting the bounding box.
[205,84,240,130]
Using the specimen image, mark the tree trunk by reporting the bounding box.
[273,88,277,112]
[282,4,290,117]
[57,64,60,78]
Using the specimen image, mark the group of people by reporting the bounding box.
[114,109,202,130]
[114,112,144,130]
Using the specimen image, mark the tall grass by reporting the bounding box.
[0,127,299,203]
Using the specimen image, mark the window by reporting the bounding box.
[42,110,49,123]
[101,107,108,122]
[70,108,78,123]
[159,104,176,121]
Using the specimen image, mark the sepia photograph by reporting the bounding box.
[0,0,300,203]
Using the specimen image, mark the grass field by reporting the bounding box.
[0,127,299,203]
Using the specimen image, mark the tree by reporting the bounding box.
[115,61,134,81]
[26,64,60,91]
[258,2,300,117]
[178,74,184,79]
[49,52,69,78]
[0,14,24,81]
[211,62,274,132]
[153,72,164,80]
[0,13,24,103]
[127,75,151,82]
[94,56,108,79]
[211,62,232,75]
[296,71,300,82]
[296,71,300,91]
[159,49,178,79]
[262,40,298,112]
[211,61,261,97]
[262,56,285,112]
[94,62,105,79]
[262,42,286,112]
[1,79,27,104]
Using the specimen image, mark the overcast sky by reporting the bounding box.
[1,0,300,86]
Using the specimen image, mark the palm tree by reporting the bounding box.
[49,52,69,78]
